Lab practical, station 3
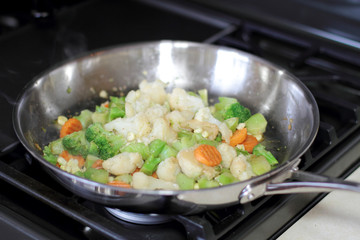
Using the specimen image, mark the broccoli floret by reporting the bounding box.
[214,97,251,122]
[214,97,237,111]
[85,123,126,160]
[62,130,89,157]
[43,145,57,165]
[97,134,125,160]
[88,141,100,156]
[224,102,251,122]
[85,122,105,142]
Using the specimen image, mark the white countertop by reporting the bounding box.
[278,167,360,240]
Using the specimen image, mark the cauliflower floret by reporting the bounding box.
[125,89,139,103]
[230,154,254,181]
[194,107,232,143]
[166,110,194,131]
[132,172,179,190]
[102,152,143,175]
[202,165,220,180]
[177,147,203,179]
[156,157,181,182]
[125,102,136,118]
[148,117,177,144]
[139,80,167,105]
[194,107,218,123]
[104,112,151,140]
[217,143,237,168]
[58,157,83,174]
[168,88,204,113]
[144,104,169,124]
[125,90,152,116]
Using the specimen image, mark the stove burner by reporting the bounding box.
[105,208,173,225]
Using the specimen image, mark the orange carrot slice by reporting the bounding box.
[107,180,132,188]
[60,118,82,138]
[91,159,104,169]
[243,135,259,153]
[194,144,222,167]
[229,128,247,147]
[59,150,85,167]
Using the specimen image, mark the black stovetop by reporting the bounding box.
[0,1,360,239]
[190,0,360,51]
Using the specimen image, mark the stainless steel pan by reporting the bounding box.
[13,40,360,215]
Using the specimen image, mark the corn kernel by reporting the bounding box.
[57,116,68,126]
[127,132,135,141]
[194,128,202,134]
[236,123,246,130]
[253,134,263,142]
[89,87,96,94]
[99,90,108,98]
[202,131,209,138]
[236,144,245,151]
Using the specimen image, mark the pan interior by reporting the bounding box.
[13,41,319,202]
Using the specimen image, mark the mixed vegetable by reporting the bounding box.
[43,80,278,190]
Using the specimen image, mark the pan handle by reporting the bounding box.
[239,164,360,204]
[265,170,360,195]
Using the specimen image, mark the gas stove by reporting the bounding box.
[0,1,359,239]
